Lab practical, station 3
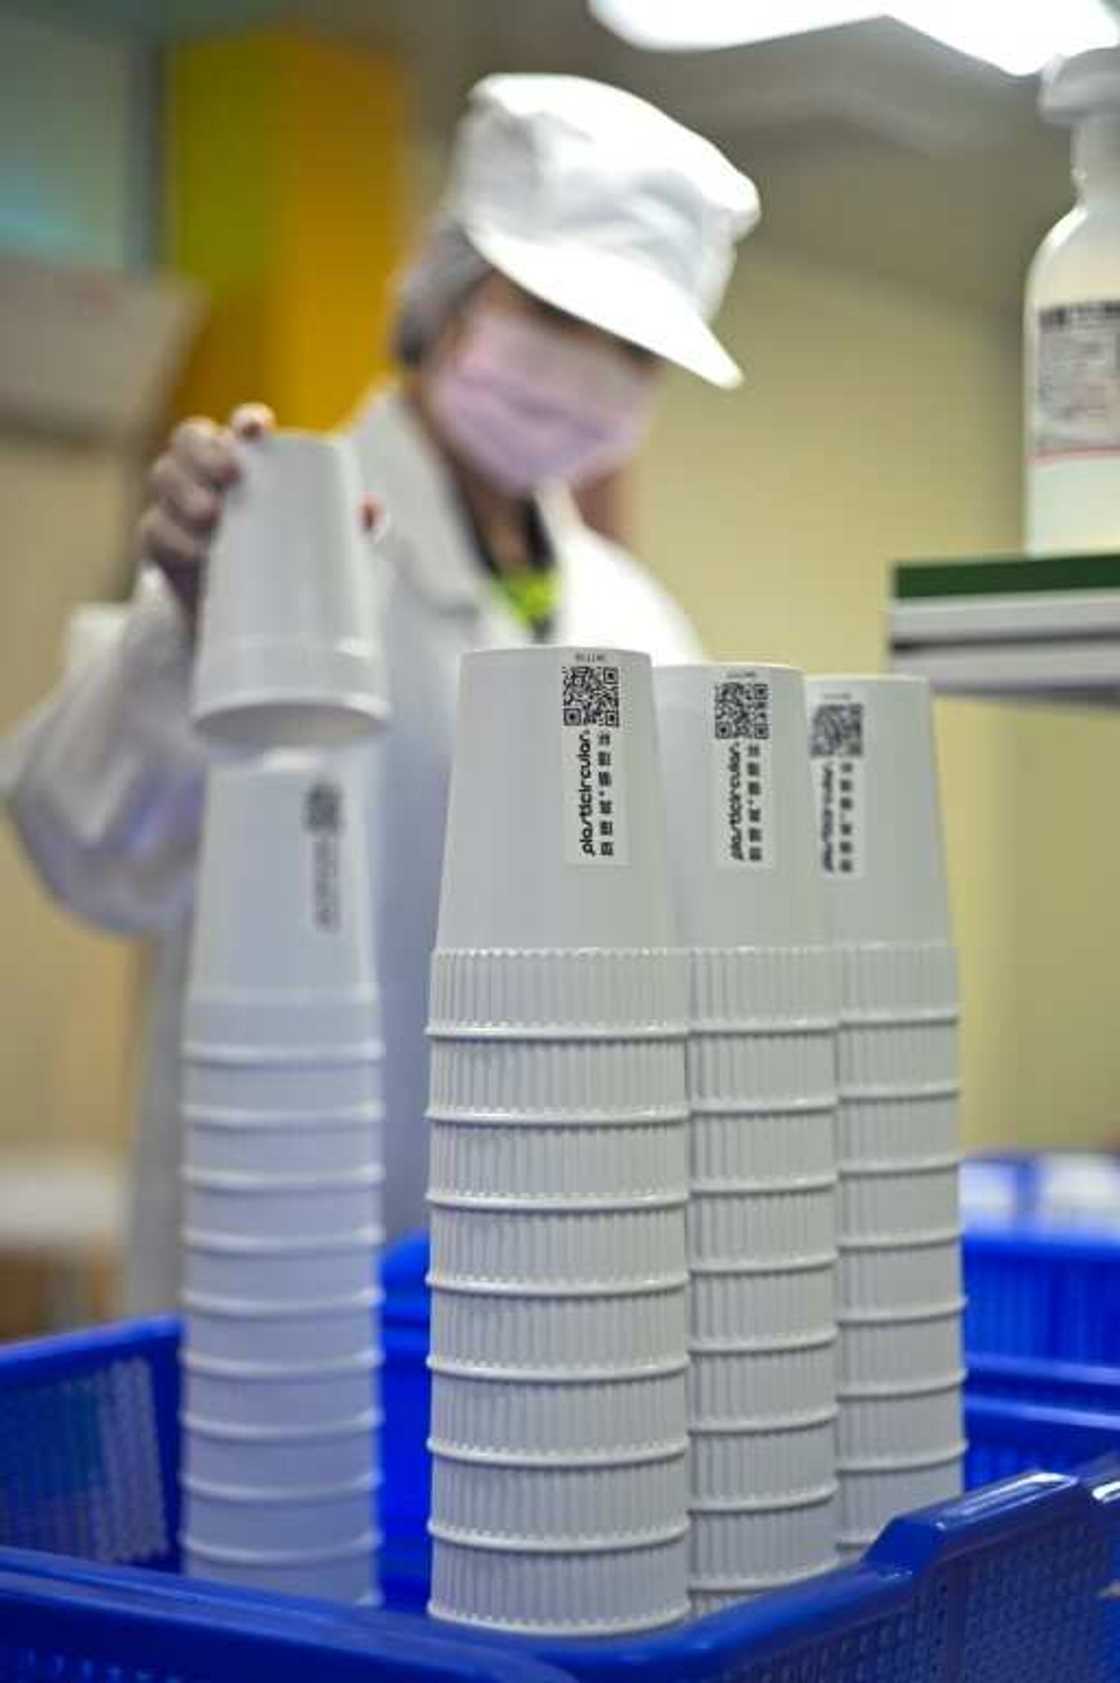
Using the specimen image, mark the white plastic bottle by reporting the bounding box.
[1026,49,1120,554]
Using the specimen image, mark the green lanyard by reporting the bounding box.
[491,564,560,640]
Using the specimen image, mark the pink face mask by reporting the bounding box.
[429,305,656,495]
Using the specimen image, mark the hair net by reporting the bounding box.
[392,220,492,368]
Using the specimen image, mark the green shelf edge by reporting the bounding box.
[893,553,1120,601]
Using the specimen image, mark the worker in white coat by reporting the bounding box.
[2,75,759,1313]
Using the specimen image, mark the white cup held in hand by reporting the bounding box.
[192,430,387,749]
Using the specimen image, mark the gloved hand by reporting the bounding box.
[137,403,276,628]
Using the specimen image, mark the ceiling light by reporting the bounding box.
[589,0,1120,73]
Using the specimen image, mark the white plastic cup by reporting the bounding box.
[691,1588,753,1617]
[183,1284,380,1363]
[181,1349,379,1427]
[838,1162,960,1245]
[689,1415,836,1505]
[689,1491,838,1585]
[183,1469,376,1552]
[427,1037,688,1124]
[428,1529,689,1635]
[688,1560,835,1611]
[689,1261,835,1350]
[181,1164,382,1239]
[688,1337,836,1428]
[430,1280,688,1377]
[427,1119,687,1206]
[805,676,950,947]
[838,1448,964,1545]
[184,1532,377,1601]
[428,1366,686,1463]
[184,1104,382,1176]
[838,1306,964,1390]
[834,940,957,1018]
[687,1183,835,1269]
[437,647,675,950]
[185,752,380,1061]
[183,1059,382,1114]
[687,1031,836,1114]
[655,664,828,950]
[182,1410,377,1487]
[429,1448,688,1545]
[838,1236,961,1317]
[428,1203,686,1292]
[838,1096,960,1176]
[687,946,836,1036]
[192,430,386,749]
[690,1106,837,1192]
[837,1377,964,1463]
[428,947,689,1040]
[182,1227,381,1302]
[837,1021,959,1100]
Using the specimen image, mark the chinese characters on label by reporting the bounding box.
[810,700,865,879]
[711,675,773,870]
[303,779,344,931]
[561,660,629,865]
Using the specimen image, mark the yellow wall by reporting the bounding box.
[636,239,1120,1151]
[166,30,408,429]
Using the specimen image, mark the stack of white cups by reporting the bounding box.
[426,647,692,1637]
[805,676,964,1563]
[655,665,839,1617]
[180,753,384,1601]
[181,433,387,1603]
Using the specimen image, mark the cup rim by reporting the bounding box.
[181,1407,379,1444]
[689,1479,838,1516]
[183,1164,384,1193]
[182,1225,383,1257]
[182,1285,381,1319]
[182,1469,377,1505]
[184,1103,384,1130]
[183,1347,381,1381]
[181,1529,378,1567]
[836,1440,967,1476]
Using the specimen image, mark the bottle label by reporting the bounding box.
[1033,301,1120,459]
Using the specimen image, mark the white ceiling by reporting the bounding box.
[5,0,1074,315]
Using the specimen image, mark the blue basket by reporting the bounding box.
[964,1229,1120,1363]
[0,1238,1118,1681]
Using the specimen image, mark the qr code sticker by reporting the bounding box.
[810,702,864,759]
[714,680,771,741]
[304,781,343,832]
[563,663,621,728]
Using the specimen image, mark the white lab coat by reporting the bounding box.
[2,388,702,1313]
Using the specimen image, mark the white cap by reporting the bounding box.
[446,75,760,389]
[1042,47,1120,123]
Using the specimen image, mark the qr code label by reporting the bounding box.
[810,697,865,878]
[302,778,345,932]
[560,656,628,865]
[563,662,621,729]
[810,702,864,760]
[715,679,771,741]
[711,675,773,870]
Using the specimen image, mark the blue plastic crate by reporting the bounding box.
[964,1229,1120,1363]
[2,1299,1120,1680]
